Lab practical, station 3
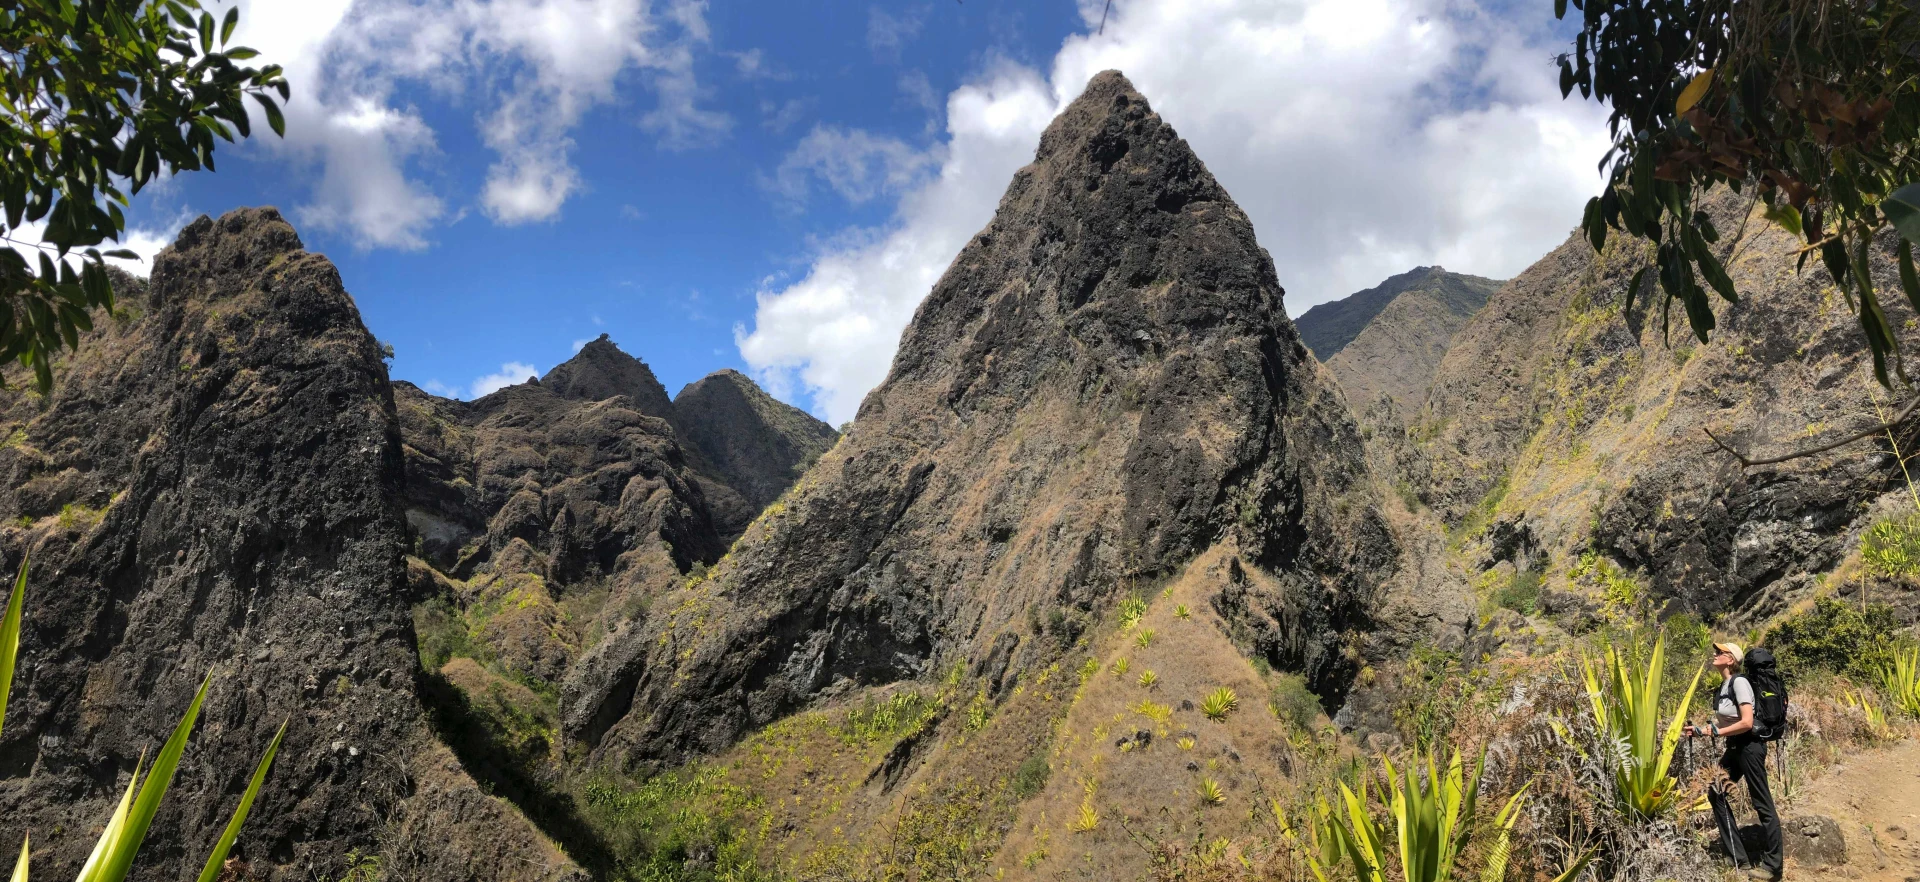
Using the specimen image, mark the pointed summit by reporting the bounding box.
[669,370,837,513]
[540,333,673,417]
[564,70,1395,767]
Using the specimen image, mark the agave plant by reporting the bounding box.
[1137,670,1158,689]
[1200,686,1239,722]
[1198,777,1225,806]
[1578,633,1704,818]
[1879,647,1920,719]
[1135,629,1156,649]
[1276,749,1591,882]
[1,558,286,882]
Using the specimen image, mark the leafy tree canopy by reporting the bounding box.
[1558,0,1920,385]
[1,0,285,391]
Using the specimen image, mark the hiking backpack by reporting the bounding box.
[1744,646,1789,741]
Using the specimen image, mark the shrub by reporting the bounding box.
[1766,596,1905,681]
[1011,754,1050,799]
[1269,672,1321,731]
[1200,687,1239,722]
[1862,514,1920,579]
[1493,567,1543,614]
[1118,593,1148,630]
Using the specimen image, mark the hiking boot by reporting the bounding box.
[1748,869,1781,882]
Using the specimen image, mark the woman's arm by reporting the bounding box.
[1715,702,1754,737]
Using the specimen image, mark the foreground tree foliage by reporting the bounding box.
[1,0,286,390]
[1557,0,1920,384]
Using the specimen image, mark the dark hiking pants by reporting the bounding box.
[1722,737,1783,873]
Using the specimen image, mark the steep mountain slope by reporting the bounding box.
[1409,189,1918,622]
[1293,266,1498,361]
[562,70,1397,784]
[1322,267,1502,419]
[669,368,839,514]
[0,209,579,881]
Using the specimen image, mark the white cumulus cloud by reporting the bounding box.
[737,0,1611,425]
[467,361,541,398]
[766,125,941,207]
[227,0,726,247]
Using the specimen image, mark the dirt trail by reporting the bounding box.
[1784,737,1920,881]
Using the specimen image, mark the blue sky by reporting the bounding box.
[105,0,1608,424]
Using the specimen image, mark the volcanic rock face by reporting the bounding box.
[1318,267,1501,421]
[1410,189,1917,621]
[669,368,840,515]
[395,339,834,684]
[0,209,578,881]
[565,71,1397,766]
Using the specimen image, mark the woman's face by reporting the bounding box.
[1711,648,1733,668]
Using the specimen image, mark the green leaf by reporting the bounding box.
[94,672,213,882]
[1884,183,1920,243]
[1625,266,1648,317]
[195,720,287,882]
[76,756,141,882]
[1764,201,1803,238]
[254,94,285,137]
[0,557,26,739]
[220,6,238,45]
[1898,239,1920,317]
[1690,231,1737,303]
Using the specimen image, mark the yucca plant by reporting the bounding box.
[1174,604,1191,620]
[1177,736,1196,750]
[1137,670,1158,689]
[1578,633,1704,818]
[1200,686,1239,722]
[1879,646,1920,719]
[1131,700,1172,728]
[1843,688,1890,736]
[0,557,287,882]
[1070,779,1100,833]
[1198,777,1225,806]
[1112,657,1130,677]
[1276,749,1592,882]
[1135,629,1156,649]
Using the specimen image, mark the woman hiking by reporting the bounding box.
[1684,641,1783,881]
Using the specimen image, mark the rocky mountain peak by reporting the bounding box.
[1317,267,1503,420]
[539,333,673,417]
[669,369,837,513]
[563,70,1394,767]
[1295,265,1499,361]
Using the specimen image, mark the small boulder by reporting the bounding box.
[1783,815,1846,867]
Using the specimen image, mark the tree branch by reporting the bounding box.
[1703,394,1920,466]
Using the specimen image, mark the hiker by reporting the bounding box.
[1684,641,1783,881]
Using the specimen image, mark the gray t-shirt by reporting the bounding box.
[1714,676,1754,729]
